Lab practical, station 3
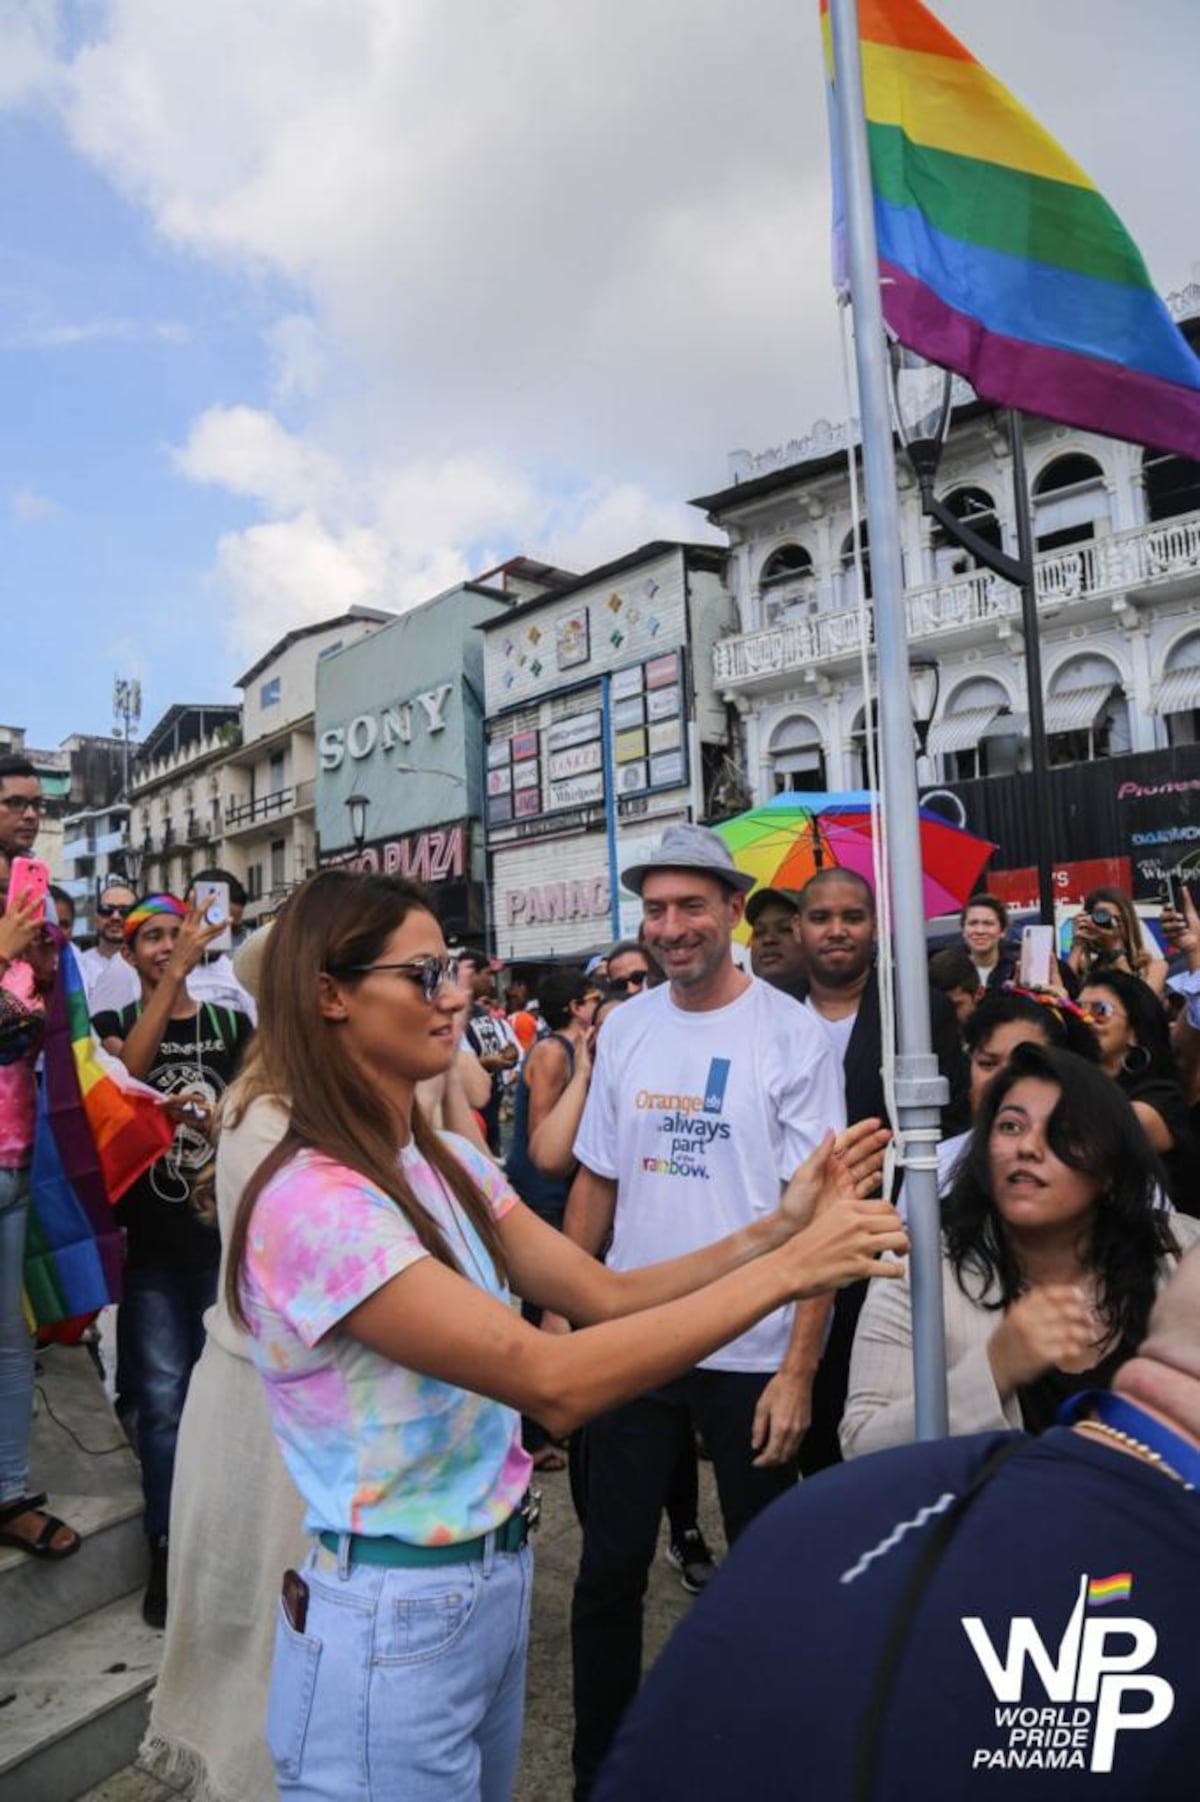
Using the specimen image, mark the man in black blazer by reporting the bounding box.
[790,868,969,1475]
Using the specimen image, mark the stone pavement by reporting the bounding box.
[81,1455,722,1801]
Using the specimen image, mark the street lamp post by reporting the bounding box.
[890,346,1056,925]
[345,793,371,856]
[908,656,940,760]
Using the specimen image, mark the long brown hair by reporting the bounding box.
[225,869,507,1329]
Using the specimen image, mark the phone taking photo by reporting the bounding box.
[195,879,232,954]
[1018,924,1055,988]
[8,855,50,916]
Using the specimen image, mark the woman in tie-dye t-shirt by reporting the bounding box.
[225,870,906,1800]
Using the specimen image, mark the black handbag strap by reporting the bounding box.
[852,1434,1026,1802]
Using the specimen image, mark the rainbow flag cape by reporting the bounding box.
[24,943,173,1327]
[821,0,1200,459]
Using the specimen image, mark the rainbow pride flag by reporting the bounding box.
[821,0,1200,458]
[1087,1571,1133,1607]
[24,943,173,1327]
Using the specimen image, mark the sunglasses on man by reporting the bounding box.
[97,903,132,919]
[609,970,649,995]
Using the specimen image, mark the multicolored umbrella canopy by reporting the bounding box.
[716,789,995,939]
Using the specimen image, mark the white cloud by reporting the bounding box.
[0,0,60,109]
[0,318,188,350]
[173,405,349,516]
[9,485,58,522]
[172,402,715,660]
[264,314,324,405]
[28,0,1200,661]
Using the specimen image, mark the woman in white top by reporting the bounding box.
[843,1041,1199,1459]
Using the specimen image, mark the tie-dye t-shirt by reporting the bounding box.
[243,1131,532,1545]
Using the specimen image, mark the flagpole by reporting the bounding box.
[828,0,948,1438]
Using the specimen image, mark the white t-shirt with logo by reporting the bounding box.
[573,977,845,1372]
[79,946,141,1017]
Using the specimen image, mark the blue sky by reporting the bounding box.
[0,108,278,745]
[1,1,1198,755]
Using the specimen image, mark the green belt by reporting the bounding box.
[318,1504,532,1568]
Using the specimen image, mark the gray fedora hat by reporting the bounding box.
[621,823,755,897]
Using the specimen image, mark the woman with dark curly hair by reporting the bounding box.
[1079,967,1200,1216]
[842,1043,1200,1456]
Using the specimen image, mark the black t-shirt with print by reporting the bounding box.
[92,999,254,1270]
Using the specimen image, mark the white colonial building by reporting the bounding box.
[694,286,1200,812]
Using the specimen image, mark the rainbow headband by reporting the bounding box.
[123,894,187,944]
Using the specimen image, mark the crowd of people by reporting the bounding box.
[0,745,1197,1797]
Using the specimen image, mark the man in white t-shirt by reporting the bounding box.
[79,882,141,1016]
[565,823,845,1799]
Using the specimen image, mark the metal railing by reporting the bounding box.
[714,507,1200,687]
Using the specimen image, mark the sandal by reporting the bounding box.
[0,1492,82,1561]
[530,1448,566,1473]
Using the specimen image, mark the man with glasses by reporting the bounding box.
[0,756,45,860]
[80,882,141,1015]
[605,940,653,997]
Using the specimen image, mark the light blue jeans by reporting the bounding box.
[267,1537,534,1801]
[0,1166,34,1506]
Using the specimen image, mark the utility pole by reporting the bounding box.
[113,677,142,797]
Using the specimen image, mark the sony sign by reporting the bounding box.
[319,683,455,771]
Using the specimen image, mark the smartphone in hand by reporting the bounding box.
[1018,924,1055,988]
[195,879,232,954]
[8,856,50,916]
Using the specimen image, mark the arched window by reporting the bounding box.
[926,676,1020,781]
[840,521,871,602]
[1154,632,1200,747]
[761,543,814,588]
[1142,449,1200,523]
[1045,653,1129,767]
[759,543,816,626]
[768,714,826,795]
[931,486,1003,578]
[1033,453,1109,554]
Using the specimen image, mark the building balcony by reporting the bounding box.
[223,779,315,836]
[713,507,1200,693]
[61,828,127,863]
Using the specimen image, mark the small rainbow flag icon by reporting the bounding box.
[1087,1573,1133,1607]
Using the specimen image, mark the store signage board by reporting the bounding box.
[548,742,603,781]
[548,771,605,811]
[544,712,602,753]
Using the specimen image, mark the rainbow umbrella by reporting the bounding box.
[716,789,995,940]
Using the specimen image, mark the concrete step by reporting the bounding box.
[0,1590,161,1802]
[0,1345,146,1658]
